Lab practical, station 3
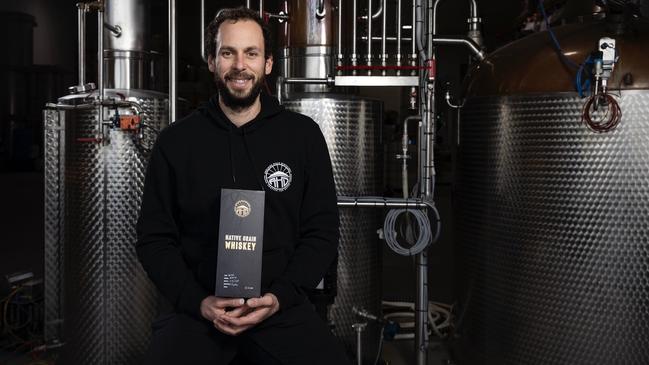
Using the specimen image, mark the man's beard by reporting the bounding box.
[215,71,264,110]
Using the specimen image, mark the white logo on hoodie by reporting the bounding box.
[264,162,292,192]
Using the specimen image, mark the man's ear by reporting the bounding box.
[265,55,273,75]
[208,55,216,73]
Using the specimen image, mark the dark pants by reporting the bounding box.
[144,303,352,365]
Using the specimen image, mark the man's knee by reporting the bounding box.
[144,313,234,365]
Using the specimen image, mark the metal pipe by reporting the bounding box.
[469,0,478,19]
[276,76,284,105]
[381,0,387,75]
[98,4,104,140]
[361,36,412,41]
[352,0,358,74]
[411,0,417,56]
[284,77,335,85]
[169,0,177,122]
[316,0,326,18]
[77,3,86,85]
[259,0,264,18]
[432,0,443,35]
[352,323,366,365]
[366,0,372,73]
[434,0,481,36]
[361,0,383,19]
[401,116,421,198]
[423,85,434,199]
[103,22,122,37]
[396,0,402,75]
[430,36,484,60]
[427,0,433,57]
[415,251,429,365]
[337,0,343,74]
[337,196,434,210]
[415,0,426,60]
[201,0,206,62]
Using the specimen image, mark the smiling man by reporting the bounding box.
[135,7,352,365]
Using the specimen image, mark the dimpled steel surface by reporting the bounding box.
[43,108,65,343]
[283,96,383,360]
[456,91,649,365]
[43,90,167,364]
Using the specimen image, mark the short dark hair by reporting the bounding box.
[204,7,272,61]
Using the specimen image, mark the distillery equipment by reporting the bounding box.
[43,0,167,363]
[456,10,649,365]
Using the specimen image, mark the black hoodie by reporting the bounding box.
[136,93,339,319]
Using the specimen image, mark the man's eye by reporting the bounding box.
[247,52,258,57]
[221,51,232,57]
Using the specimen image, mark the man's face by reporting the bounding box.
[208,19,273,110]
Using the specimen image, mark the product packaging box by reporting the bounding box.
[215,188,265,298]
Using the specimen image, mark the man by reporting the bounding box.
[136,7,351,365]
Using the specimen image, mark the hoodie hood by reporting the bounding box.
[200,91,284,135]
[197,91,283,190]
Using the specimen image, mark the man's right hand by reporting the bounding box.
[200,295,245,322]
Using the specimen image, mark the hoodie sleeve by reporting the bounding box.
[136,137,209,319]
[268,122,340,310]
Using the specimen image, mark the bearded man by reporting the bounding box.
[135,6,352,365]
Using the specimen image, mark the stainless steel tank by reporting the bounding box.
[283,95,382,361]
[456,19,649,365]
[278,0,334,93]
[44,1,166,363]
[44,89,167,364]
[104,0,161,91]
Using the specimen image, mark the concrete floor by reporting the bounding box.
[0,340,455,365]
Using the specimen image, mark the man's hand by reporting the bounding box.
[200,296,246,322]
[213,293,280,336]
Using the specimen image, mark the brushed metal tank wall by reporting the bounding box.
[283,96,382,361]
[456,91,649,365]
[44,90,167,364]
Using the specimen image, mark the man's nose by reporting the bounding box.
[233,53,246,70]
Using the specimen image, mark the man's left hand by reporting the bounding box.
[213,293,280,336]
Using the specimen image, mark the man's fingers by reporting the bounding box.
[214,297,245,308]
[221,307,268,326]
[225,305,251,318]
[246,296,272,308]
[210,307,226,321]
[213,317,252,336]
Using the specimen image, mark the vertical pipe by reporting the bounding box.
[427,0,433,56]
[380,0,387,75]
[259,0,264,18]
[410,0,417,72]
[396,0,402,75]
[337,0,343,74]
[366,0,372,74]
[432,0,443,36]
[415,251,429,365]
[469,0,478,18]
[169,0,177,122]
[352,0,357,74]
[276,76,284,105]
[246,0,251,8]
[77,4,86,85]
[201,0,206,62]
[98,4,104,139]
